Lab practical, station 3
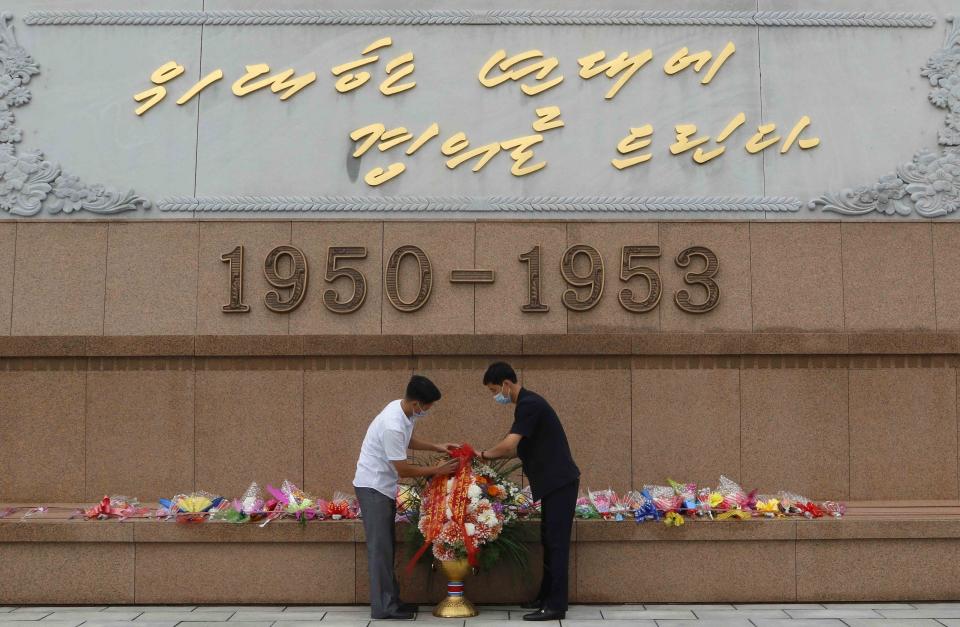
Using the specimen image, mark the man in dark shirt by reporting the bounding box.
[477,361,580,622]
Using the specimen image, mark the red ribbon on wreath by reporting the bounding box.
[405,444,477,573]
[448,444,479,568]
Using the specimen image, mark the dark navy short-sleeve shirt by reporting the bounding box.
[510,388,580,501]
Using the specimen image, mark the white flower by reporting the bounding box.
[446,478,455,491]
[479,509,499,527]
[464,523,476,536]
[446,507,453,519]
[468,484,482,499]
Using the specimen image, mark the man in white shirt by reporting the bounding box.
[354,375,458,620]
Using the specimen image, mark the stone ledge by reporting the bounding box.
[132,519,357,543]
[0,333,958,358]
[7,504,959,543]
[0,518,133,542]
[796,518,960,540]
[575,518,797,541]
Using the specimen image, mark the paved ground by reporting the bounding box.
[4,604,960,627]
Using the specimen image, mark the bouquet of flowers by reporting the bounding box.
[515,486,539,518]
[718,475,757,510]
[644,484,683,513]
[588,489,617,520]
[755,495,782,518]
[575,493,600,519]
[83,495,150,520]
[326,491,358,520]
[405,445,529,572]
[396,484,419,522]
[609,492,633,521]
[628,476,846,525]
[823,501,846,518]
[668,479,699,513]
[212,482,264,524]
[265,480,323,525]
[633,490,661,522]
[158,491,226,523]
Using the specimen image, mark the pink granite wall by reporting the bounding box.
[0,220,958,504]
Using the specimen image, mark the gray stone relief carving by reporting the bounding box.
[808,18,960,218]
[0,12,149,217]
[4,8,957,218]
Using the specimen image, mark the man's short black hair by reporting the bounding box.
[483,361,517,385]
[406,375,442,404]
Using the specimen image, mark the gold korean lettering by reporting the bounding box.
[380,51,416,95]
[670,124,710,155]
[133,61,184,116]
[176,69,224,105]
[612,125,654,170]
[692,112,746,164]
[331,37,392,93]
[780,116,820,153]
[478,49,563,96]
[500,134,546,176]
[745,122,781,154]
[231,63,317,100]
[577,49,653,99]
[663,41,736,85]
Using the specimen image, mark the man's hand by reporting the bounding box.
[436,442,460,454]
[481,433,523,461]
[432,458,459,476]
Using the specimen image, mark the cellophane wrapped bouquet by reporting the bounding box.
[569,475,846,526]
[396,484,419,523]
[212,482,265,524]
[326,491,359,520]
[83,495,150,520]
[158,490,226,523]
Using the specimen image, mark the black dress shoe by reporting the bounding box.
[376,610,415,620]
[520,599,544,610]
[523,608,565,621]
[398,603,418,613]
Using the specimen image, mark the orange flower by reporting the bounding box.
[487,485,502,498]
[477,476,489,485]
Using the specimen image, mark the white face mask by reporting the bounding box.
[413,403,430,418]
[494,384,511,405]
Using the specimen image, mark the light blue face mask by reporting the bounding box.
[413,403,430,418]
[494,385,511,405]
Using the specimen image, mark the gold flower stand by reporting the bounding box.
[433,559,478,618]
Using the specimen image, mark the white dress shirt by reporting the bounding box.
[353,399,418,498]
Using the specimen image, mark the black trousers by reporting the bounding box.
[536,479,579,611]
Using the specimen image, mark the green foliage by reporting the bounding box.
[476,519,529,573]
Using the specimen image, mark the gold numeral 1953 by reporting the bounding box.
[542,244,719,314]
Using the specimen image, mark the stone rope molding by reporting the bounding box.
[21,10,937,28]
[808,17,960,217]
[158,195,802,213]
[0,12,148,216]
